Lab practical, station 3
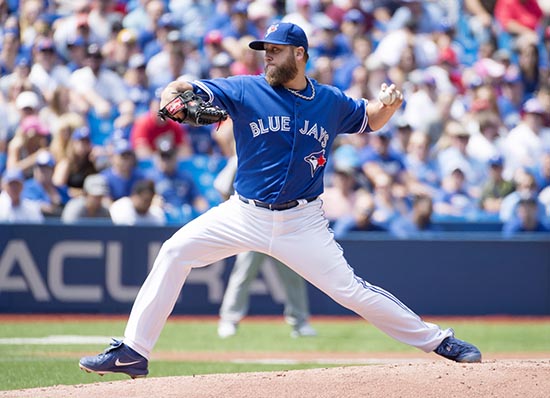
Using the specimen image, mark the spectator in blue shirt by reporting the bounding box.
[123,53,153,117]
[390,116,413,158]
[100,138,145,201]
[333,189,387,239]
[0,27,22,75]
[220,2,259,41]
[22,151,70,218]
[497,68,524,129]
[389,195,440,238]
[220,2,260,61]
[437,120,486,196]
[360,126,407,185]
[64,36,88,72]
[142,12,177,61]
[312,18,351,61]
[502,197,550,236]
[404,130,440,197]
[385,0,446,34]
[499,169,545,222]
[434,167,478,218]
[146,140,208,224]
[532,151,550,192]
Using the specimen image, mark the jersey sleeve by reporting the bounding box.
[191,76,248,118]
[334,90,371,135]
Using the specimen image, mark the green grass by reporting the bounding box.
[0,317,549,391]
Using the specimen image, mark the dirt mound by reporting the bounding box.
[3,360,549,398]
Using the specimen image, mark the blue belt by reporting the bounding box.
[238,195,318,211]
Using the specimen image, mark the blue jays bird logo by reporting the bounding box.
[265,24,278,38]
[304,150,327,177]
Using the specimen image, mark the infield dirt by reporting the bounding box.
[2,359,549,398]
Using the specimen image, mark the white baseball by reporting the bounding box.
[378,89,396,106]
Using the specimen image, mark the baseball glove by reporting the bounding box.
[157,90,228,126]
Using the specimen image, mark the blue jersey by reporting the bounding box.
[193,76,370,203]
[22,179,70,205]
[359,147,406,179]
[100,167,146,201]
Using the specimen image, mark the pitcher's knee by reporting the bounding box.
[154,242,191,271]
[328,289,358,309]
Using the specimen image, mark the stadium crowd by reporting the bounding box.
[0,0,549,237]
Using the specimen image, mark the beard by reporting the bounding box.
[265,51,298,86]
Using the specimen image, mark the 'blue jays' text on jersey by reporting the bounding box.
[193,75,370,203]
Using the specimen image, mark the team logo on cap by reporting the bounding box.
[304,150,326,177]
[265,24,278,38]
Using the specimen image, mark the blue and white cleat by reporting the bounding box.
[434,336,482,363]
[79,339,148,379]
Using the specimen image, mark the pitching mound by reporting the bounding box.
[3,360,549,398]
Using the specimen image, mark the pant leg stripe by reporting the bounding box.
[352,274,420,319]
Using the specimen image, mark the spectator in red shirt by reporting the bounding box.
[130,97,192,159]
[495,0,543,40]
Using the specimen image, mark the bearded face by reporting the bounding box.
[265,48,298,86]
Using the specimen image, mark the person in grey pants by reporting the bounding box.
[218,250,317,338]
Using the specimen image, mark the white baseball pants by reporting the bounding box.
[124,195,452,358]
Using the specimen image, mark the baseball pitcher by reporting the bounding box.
[80,22,481,379]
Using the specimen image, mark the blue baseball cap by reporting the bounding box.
[113,139,134,155]
[249,23,308,52]
[67,35,86,48]
[231,1,248,14]
[2,168,24,184]
[488,155,504,167]
[15,55,31,68]
[72,126,91,141]
[344,9,365,24]
[157,13,176,29]
[4,27,19,37]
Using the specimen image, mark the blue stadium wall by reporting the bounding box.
[0,224,549,315]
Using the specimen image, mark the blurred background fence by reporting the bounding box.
[1,224,548,316]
